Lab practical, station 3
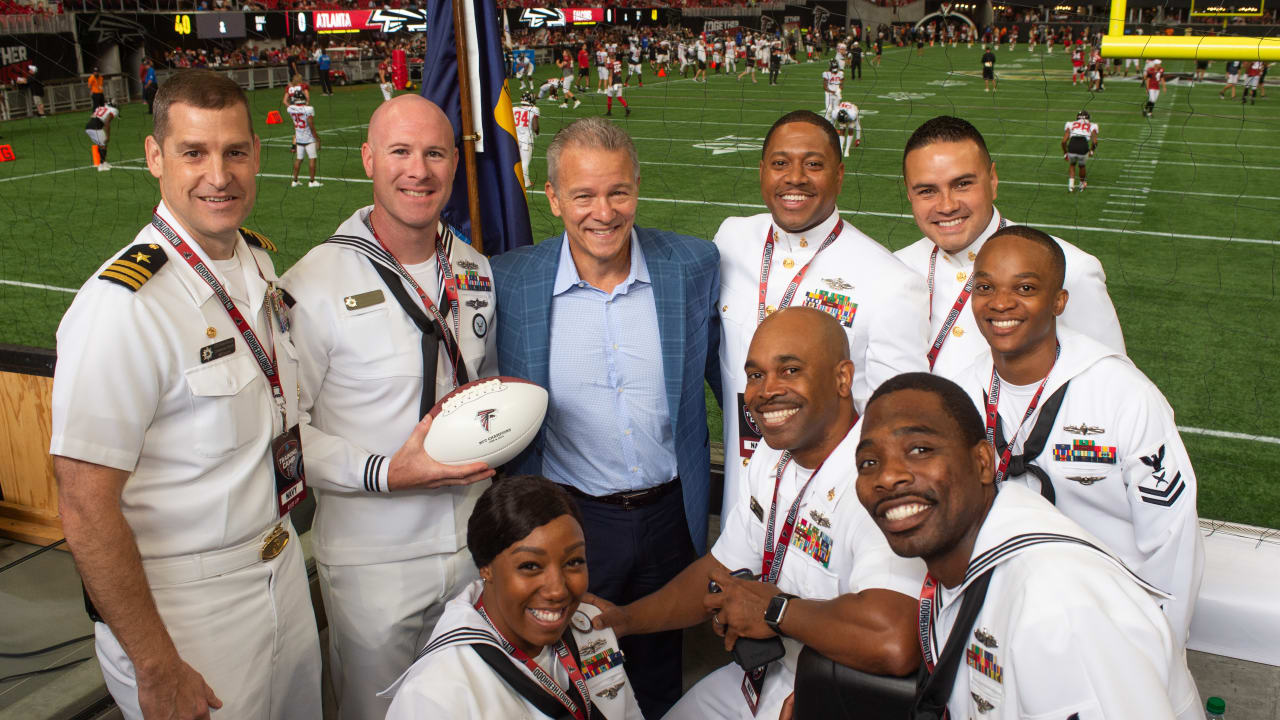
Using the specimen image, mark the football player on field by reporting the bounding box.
[84,102,119,171]
[378,59,394,102]
[835,100,862,155]
[512,92,540,188]
[821,60,844,122]
[287,96,321,188]
[1070,42,1086,85]
[604,54,631,117]
[1062,110,1098,192]
[283,74,310,107]
[1143,59,1165,117]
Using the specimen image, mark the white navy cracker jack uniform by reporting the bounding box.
[281,206,497,720]
[665,426,926,720]
[384,580,643,719]
[716,209,930,515]
[957,328,1203,650]
[923,483,1201,720]
[893,206,1125,381]
[49,202,322,720]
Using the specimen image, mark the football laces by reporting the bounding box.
[441,378,504,415]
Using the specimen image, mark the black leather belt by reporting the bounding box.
[561,477,681,510]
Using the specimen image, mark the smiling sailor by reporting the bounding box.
[954,226,1203,651]
[714,109,931,520]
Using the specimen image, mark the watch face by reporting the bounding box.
[766,594,788,623]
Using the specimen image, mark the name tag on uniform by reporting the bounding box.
[272,424,307,517]
[199,338,235,363]
[343,289,384,310]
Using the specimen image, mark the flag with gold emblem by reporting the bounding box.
[421,0,533,254]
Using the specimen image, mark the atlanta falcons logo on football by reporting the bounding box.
[476,408,497,432]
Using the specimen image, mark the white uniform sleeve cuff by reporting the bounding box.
[363,454,389,493]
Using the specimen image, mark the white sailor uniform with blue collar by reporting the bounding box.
[281,205,498,719]
[715,208,931,517]
[50,202,322,719]
[957,327,1203,650]
[925,483,1201,720]
[383,580,643,720]
[666,425,926,720]
[893,207,1125,381]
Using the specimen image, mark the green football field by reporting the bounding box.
[2,45,1277,527]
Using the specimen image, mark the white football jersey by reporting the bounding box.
[287,105,316,144]
[823,70,843,93]
[1065,118,1099,139]
[837,101,859,122]
[91,104,119,122]
[512,102,539,143]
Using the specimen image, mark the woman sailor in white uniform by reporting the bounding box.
[385,476,643,719]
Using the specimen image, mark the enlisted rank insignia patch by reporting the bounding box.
[596,681,625,700]
[1138,445,1186,507]
[966,643,1003,683]
[802,290,857,327]
[200,338,235,364]
[749,496,764,521]
[343,289,385,310]
[580,648,625,678]
[457,270,492,292]
[239,227,277,252]
[1053,440,1117,464]
[792,518,832,568]
[1063,423,1105,435]
[973,628,998,648]
[99,243,168,291]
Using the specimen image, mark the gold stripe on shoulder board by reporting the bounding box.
[240,227,277,252]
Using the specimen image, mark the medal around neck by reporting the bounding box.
[424,376,549,467]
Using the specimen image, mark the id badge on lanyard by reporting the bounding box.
[150,210,307,517]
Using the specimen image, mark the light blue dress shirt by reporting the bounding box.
[543,232,679,496]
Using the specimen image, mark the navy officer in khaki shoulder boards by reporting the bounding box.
[51,69,322,720]
[281,94,497,720]
[893,115,1124,380]
[715,109,931,519]
[593,307,924,720]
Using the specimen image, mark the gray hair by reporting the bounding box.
[545,117,640,189]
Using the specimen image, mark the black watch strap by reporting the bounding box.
[764,592,799,635]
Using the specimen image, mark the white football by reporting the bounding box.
[424,376,549,467]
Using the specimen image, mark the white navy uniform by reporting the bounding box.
[50,201,322,719]
[665,427,925,720]
[925,483,1200,720]
[893,207,1124,381]
[384,580,643,720]
[957,328,1203,649]
[716,209,930,515]
[281,206,498,720]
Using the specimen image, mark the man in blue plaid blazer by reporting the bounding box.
[490,118,720,718]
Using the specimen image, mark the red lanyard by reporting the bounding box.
[917,573,940,672]
[756,219,844,326]
[364,217,465,386]
[925,215,1006,370]
[761,451,827,583]
[150,210,286,427]
[474,597,593,720]
[984,343,1059,483]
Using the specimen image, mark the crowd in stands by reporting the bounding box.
[0,0,60,14]
[157,36,422,70]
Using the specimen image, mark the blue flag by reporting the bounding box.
[422,0,533,255]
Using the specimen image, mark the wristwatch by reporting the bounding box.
[763,593,798,636]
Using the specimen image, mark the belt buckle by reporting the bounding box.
[260,523,289,561]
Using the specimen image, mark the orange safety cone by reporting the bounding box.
[658,67,666,77]
[266,110,283,125]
